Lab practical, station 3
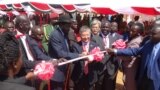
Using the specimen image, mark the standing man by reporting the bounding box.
[15,15,36,71]
[48,14,86,90]
[120,22,144,90]
[71,26,98,90]
[90,19,110,90]
[68,19,80,47]
[100,21,119,90]
[110,22,123,43]
[4,21,15,33]
[107,19,160,90]
[15,15,57,76]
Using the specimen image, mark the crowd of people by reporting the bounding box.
[0,13,159,90]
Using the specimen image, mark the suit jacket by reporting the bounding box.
[94,32,122,76]
[109,32,123,48]
[91,34,110,75]
[105,32,123,76]
[48,27,79,82]
[119,36,143,61]
[68,28,77,47]
[17,35,41,77]
[116,40,160,88]
[0,77,35,90]
[27,36,52,60]
[71,41,98,85]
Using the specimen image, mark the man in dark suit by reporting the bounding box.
[15,15,52,72]
[29,25,52,60]
[15,15,38,76]
[68,19,80,47]
[71,25,99,90]
[48,14,86,90]
[90,19,111,90]
[110,22,123,46]
[107,20,160,90]
[15,15,60,78]
[102,21,122,90]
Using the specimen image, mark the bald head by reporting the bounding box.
[15,15,30,34]
[15,15,29,27]
[31,26,44,41]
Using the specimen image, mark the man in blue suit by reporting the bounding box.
[29,25,51,60]
[107,19,160,90]
[48,14,86,90]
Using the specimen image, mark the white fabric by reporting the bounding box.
[20,35,34,61]
[82,42,89,52]
[102,34,109,49]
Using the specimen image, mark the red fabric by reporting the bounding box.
[89,47,104,62]
[34,61,55,80]
[61,5,76,12]
[91,7,117,14]
[84,61,89,75]
[0,28,6,34]
[82,44,89,75]
[15,34,24,39]
[75,34,81,42]
[13,4,23,9]
[112,39,126,49]
[29,2,51,12]
[49,12,59,19]
[0,5,9,10]
[132,7,160,15]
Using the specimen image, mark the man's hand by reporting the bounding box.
[106,48,116,55]
[49,58,67,66]
[25,72,35,80]
[57,58,67,63]
[79,52,88,57]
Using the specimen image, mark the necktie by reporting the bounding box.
[83,43,89,75]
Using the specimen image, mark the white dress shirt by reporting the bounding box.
[102,34,109,49]
[20,35,34,61]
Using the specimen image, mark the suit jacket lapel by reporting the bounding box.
[89,42,96,52]
[78,41,83,53]
[26,35,36,60]
[18,38,28,60]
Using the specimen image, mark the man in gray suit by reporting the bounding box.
[102,21,122,90]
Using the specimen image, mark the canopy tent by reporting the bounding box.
[0,0,160,15]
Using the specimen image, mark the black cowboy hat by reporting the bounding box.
[56,14,72,24]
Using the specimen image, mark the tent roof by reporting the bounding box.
[0,0,160,15]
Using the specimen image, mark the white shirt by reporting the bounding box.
[20,35,34,61]
[110,33,116,37]
[82,42,89,52]
[102,34,109,49]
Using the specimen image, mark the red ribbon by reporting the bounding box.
[89,47,104,62]
[112,39,126,49]
[34,61,55,80]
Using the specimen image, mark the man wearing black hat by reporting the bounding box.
[48,14,86,90]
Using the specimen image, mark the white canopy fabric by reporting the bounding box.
[0,0,160,15]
